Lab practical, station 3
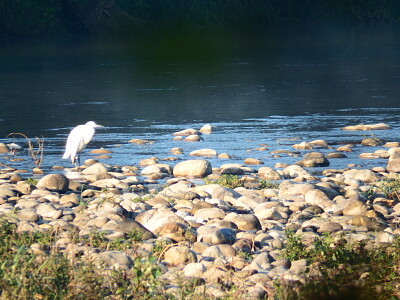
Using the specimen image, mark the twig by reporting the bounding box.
[6,132,44,167]
[0,161,12,169]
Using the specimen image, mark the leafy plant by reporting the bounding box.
[205,174,244,189]
[374,177,400,201]
[259,179,280,189]
[278,230,400,299]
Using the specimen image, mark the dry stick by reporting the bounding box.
[157,244,175,263]
[6,132,44,167]
[0,161,12,169]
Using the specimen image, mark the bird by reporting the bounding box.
[7,143,22,155]
[62,121,104,166]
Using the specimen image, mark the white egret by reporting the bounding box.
[62,121,104,166]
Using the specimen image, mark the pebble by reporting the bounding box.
[0,124,398,298]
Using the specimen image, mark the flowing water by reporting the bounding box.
[1,27,400,175]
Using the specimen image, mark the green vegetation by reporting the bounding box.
[3,0,400,38]
[25,177,38,186]
[206,174,245,189]
[278,229,400,299]
[374,177,400,202]
[0,217,400,299]
[259,179,280,189]
[0,221,165,299]
[206,174,279,190]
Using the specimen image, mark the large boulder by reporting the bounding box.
[386,147,400,173]
[173,159,212,178]
[82,162,110,174]
[343,169,379,183]
[36,174,69,193]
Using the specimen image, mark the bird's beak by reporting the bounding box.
[95,124,104,128]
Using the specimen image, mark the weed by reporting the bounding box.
[206,174,244,189]
[259,179,280,189]
[25,177,38,186]
[374,177,400,202]
[278,230,400,299]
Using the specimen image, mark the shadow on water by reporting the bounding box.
[0,25,400,171]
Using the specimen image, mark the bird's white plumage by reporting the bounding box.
[62,121,103,165]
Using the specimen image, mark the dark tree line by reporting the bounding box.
[2,0,400,38]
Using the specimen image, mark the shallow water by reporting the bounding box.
[1,27,400,175]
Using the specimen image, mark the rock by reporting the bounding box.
[36,174,69,193]
[342,199,368,216]
[279,181,315,199]
[81,163,109,174]
[221,167,244,175]
[170,147,183,155]
[244,158,263,165]
[326,152,347,159]
[343,169,379,183]
[190,149,217,157]
[0,187,16,198]
[0,143,10,153]
[173,160,212,178]
[296,152,330,167]
[317,221,343,233]
[336,146,353,152]
[89,148,113,154]
[362,138,381,146]
[158,222,196,242]
[98,251,133,268]
[16,209,39,222]
[173,128,199,136]
[250,252,274,270]
[202,266,230,283]
[199,227,236,245]
[304,189,334,208]
[218,153,231,159]
[283,165,316,180]
[15,181,35,195]
[224,213,262,231]
[36,203,62,219]
[183,263,207,277]
[384,142,400,148]
[293,142,313,150]
[376,231,394,243]
[199,124,214,133]
[163,246,197,266]
[386,148,400,172]
[140,210,187,234]
[309,140,329,148]
[349,215,384,230]
[141,164,172,176]
[342,123,390,131]
[373,149,389,159]
[33,168,45,174]
[258,167,282,180]
[114,219,155,240]
[202,244,236,259]
[194,208,225,221]
[184,135,203,142]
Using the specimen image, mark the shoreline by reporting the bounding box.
[0,123,399,298]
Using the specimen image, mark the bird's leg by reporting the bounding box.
[77,154,81,166]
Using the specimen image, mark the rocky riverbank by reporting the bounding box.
[0,123,399,299]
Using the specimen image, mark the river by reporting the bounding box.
[0,26,400,175]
